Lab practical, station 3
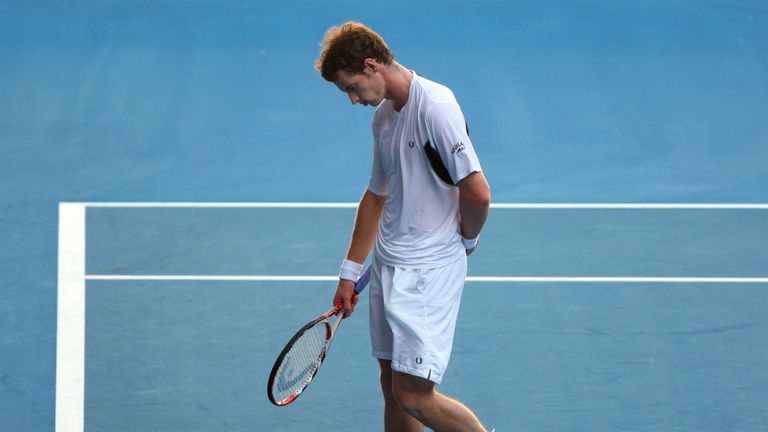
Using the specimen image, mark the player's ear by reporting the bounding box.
[363,58,379,73]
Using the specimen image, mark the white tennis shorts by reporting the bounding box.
[369,254,467,384]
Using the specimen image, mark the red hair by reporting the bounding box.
[315,22,394,81]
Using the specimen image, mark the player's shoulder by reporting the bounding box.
[414,73,459,107]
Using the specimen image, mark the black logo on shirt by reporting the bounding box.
[451,141,466,155]
[408,140,415,148]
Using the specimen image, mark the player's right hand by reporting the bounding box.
[333,279,359,318]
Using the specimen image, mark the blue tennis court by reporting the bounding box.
[2,1,768,431]
[53,203,768,431]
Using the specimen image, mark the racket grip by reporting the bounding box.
[354,265,372,294]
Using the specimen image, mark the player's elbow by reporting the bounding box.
[469,190,491,210]
[459,172,491,208]
[474,184,491,208]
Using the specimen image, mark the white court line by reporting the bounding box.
[56,204,86,432]
[467,276,768,283]
[84,275,768,283]
[489,203,768,209]
[86,275,340,282]
[76,202,359,208]
[67,202,768,209]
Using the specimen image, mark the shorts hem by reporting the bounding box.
[391,361,443,384]
[372,350,393,361]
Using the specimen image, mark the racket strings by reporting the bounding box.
[272,321,330,402]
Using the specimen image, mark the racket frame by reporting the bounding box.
[267,265,371,406]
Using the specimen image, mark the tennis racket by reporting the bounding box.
[267,265,372,406]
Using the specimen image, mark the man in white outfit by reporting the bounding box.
[316,22,491,432]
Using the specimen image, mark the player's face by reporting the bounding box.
[334,67,385,107]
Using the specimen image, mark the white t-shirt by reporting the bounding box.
[368,73,482,267]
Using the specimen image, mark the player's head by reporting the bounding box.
[315,22,394,82]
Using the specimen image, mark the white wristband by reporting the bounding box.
[339,259,364,282]
[462,235,480,250]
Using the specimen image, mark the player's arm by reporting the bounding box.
[422,102,489,253]
[334,188,386,317]
[457,171,490,255]
[346,188,386,264]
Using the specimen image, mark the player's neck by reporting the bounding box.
[384,62,413,112]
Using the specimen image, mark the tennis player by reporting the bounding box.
[316,22,491,432]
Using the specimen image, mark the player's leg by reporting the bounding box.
[385,256,486,431]
[391,371,487,432]
[371,261,423,431]
[378,358,424,432]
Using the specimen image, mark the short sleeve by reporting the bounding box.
[424,103,482,184]
[367,139,388,196]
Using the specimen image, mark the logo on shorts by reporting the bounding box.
[415,357,423,365]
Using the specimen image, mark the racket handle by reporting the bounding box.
[354,265,372,294]
[330,309,345,331]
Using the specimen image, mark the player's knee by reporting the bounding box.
[391,376,431,419]
[392,387,426,418]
